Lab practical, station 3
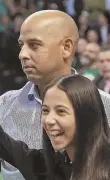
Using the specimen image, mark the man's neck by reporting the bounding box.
[88,62,98,70]
[37,69,73,100]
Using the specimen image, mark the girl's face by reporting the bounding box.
[42,86,76,151]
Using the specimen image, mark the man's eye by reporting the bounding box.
[18,43,23,49]
[30,43,38,49]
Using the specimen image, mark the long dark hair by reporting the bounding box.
[43,75,110,180]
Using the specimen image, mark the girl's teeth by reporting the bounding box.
[50,131,63,137]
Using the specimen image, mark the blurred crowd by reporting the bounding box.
[0,0,110,94]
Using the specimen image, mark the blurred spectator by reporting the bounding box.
[65,0,75,17]
[79,42,100,80]
[4,13,24,70]
[0,11,27,94]
[4,0,27,16]
[12,12,24,33]
[77,38,88,54]
[0,14,10,32]
[105,0,110,10]
[0,0,8,15]
[78,10,90,37]
[74,0,84,24]
[94,50,110,93]
[42,0,66,11]
[65,0,84,23]
[36,0,45,11]
[72,38,88,70]
[85,27,102,44]
[98,9,110,44]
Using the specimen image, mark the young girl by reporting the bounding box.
[0,75,109,180]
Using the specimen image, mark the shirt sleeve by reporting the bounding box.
[0,90,20,123]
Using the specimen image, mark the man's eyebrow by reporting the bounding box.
[18,38,44,45]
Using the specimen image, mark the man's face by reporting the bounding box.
[98,13,108,26]
[14,15,24,32]
[18,21,64,84]
[82,44,99,66]
[77,38,88,55]
[99,52,110,79]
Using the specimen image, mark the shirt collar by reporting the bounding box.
[71,68,77,75]
[28,83,42,104]
[27,68,77,102]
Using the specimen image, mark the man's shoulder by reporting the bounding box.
[99,89,110,109]
[0,81,33,103]
[99,90,110,126]
[99,89,110,99]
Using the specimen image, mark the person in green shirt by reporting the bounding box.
[79,42,100,81]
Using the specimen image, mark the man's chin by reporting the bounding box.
[26,74,36,82]
[26,74,42,84]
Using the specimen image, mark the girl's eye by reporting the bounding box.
[42,108,49,114]
[30,43,38,49]
[57,109,66,115]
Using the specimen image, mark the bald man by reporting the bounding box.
[0,10,110,180]
[79,43,100,81]
[18,10,79,97]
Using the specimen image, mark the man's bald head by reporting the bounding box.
[18,10,79,87]
[21,10,79,46]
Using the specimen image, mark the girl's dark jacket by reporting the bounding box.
[0,125,72,180]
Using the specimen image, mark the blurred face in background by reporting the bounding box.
[13,15,24,33]
[81,43,100,66]
[99,51,110,79]
[78,11,89,37]
[98,13,108,26]
[77,38,88,55]
[86,29,99,44]
[78,11,89,26]
[47,3,58,10]
[1,14,9,24]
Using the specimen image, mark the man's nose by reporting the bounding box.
[19,45,30,61]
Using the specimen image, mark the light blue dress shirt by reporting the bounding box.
[0,81,42,180]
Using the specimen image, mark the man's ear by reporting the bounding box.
[61,38,74,59]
